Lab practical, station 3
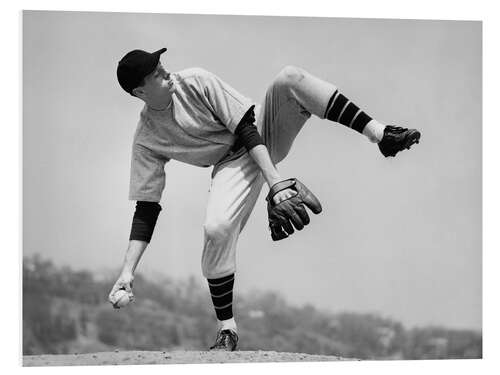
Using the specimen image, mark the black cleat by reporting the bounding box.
[378,125,421,157]
[209,329,238,351]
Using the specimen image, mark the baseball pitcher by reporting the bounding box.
[108,48,421,351]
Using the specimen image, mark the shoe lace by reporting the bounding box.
[215,332,227,347]
[211,330,234,349]
[387,125,407,134]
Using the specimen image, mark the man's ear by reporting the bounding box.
[132,87,145,99]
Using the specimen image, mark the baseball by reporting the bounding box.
[113,289,131,308]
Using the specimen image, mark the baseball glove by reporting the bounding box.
[266,178,322,241]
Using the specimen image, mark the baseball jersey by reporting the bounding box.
[129,67,255,202]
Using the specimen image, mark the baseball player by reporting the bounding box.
[108,48,421,351]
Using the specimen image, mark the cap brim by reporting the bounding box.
[151,48,167,64]
[142,47,168,78]
[154,47,167,55]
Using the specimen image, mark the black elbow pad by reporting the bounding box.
[129,201,162,243]
[234,106,264,151]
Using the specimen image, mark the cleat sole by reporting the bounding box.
[404,131,421,150]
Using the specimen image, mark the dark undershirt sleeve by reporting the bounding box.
[129,201,162,243]
[233,106,265,152]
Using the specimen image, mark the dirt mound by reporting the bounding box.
[24,350,356,366]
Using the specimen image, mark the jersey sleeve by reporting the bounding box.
[129,144,169,202]
[195,69,255,133]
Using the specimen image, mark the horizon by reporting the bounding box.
[23,253,481,333]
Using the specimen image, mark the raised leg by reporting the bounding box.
[259,65,420,159]
[259,65,336,163]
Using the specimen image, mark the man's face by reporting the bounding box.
[134,62,172,101]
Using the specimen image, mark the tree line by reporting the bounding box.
[23,255,481,359]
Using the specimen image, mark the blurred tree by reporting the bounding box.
[22,255,482,359]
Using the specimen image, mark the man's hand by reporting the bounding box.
[267,178,322,241]
[108,272,135,308]
[272,188,298,204]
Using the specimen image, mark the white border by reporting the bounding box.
[9,0,493,20]
[2,0,498,374]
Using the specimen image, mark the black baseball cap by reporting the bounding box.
[117,48,167,95]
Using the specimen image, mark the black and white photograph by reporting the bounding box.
[21,7,482,367]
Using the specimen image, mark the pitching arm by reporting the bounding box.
[109,201,161,305]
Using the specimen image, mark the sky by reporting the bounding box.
[23,11,481,330]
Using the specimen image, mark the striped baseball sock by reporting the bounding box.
[325,90,385,143]
[208,274,235,327]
